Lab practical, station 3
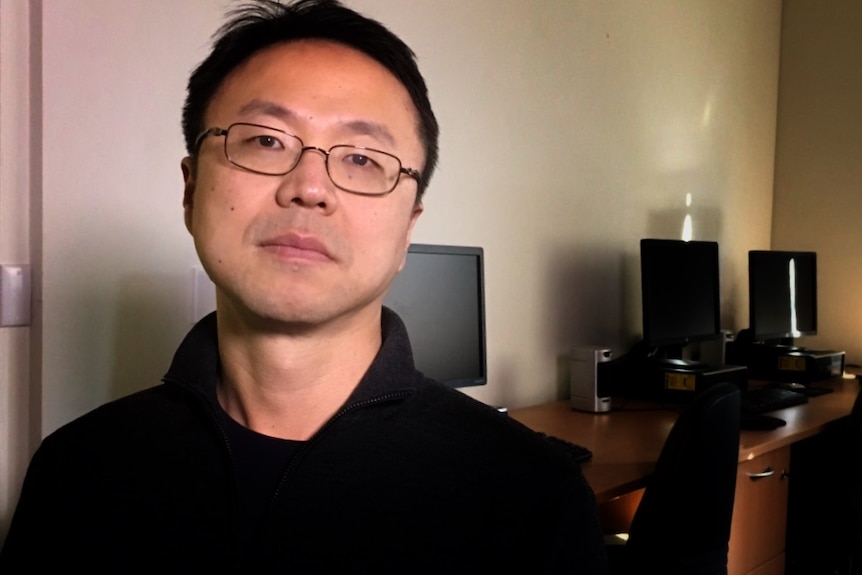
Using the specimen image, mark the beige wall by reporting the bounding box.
[772,0,862,366]
[1,0,784,538]
[35,0,782,428]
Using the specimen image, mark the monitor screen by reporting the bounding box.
[640,239,721,348]
[383,244,487,388]
[749,250,817,342]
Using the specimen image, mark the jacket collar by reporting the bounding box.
[162,307,420,407]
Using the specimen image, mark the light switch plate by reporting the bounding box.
[0,264,31,327]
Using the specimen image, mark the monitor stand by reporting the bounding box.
[736,331,805,353]
[644,340,711,371]
[760,337,806,353]
[648,356,709,372]
[606,341,747,402]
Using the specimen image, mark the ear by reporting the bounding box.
[181,157,195,234]
[408,201,424,234]
[399,201,423,271]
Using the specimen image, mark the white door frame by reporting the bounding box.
[0,0,39,544]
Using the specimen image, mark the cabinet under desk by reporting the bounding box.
[508,373,860,575]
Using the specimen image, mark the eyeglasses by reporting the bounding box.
[194,122,422,197]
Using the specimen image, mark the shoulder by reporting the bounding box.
[36,383,209,464]
[383,381,584,481]
[367,382,606,569]
[49,383,188,430]
[21,382,223,506]
[407,381,540,441]
[4,384,232,570]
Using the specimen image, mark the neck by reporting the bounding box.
[215,305,383,440]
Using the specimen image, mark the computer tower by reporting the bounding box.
[725,342,845,383]
[570,346,613,413]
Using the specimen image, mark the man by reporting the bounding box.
[1,1,607,571]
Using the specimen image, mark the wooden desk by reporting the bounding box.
[509,374,860,575]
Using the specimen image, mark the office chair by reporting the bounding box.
[782,383,862,575]
[606,381,741,575]
[842,387,862,574]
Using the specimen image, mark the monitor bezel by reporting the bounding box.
[748,249,818,342]
[640,238,722,349]
[386,243,488,388]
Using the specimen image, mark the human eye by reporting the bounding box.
[331,147,400,193]
[231,126,287,153]
[249,133,285,151]
[343,151,384,172]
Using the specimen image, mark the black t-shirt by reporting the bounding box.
[220,408,303,555]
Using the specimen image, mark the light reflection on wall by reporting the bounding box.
[682,192,693,241]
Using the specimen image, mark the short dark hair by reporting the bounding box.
[182,0,439,198]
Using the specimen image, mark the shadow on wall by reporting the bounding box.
[544,245,629,399]
[719,257,741,334]
[487,354,520,410]
[110,272,193,400]
[542,200,733,400]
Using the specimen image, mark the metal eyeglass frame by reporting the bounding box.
[193,122,422,197]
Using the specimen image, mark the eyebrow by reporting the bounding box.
[236,99,397,147]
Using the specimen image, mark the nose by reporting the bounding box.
[274,147,337,212]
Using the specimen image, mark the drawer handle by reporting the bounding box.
[747,467,775,481]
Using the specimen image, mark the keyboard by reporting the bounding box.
[766,383,834,397]
[740,387,809,415]
[537,432,593,463]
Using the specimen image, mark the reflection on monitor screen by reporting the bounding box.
[384,244,487,388]
[749,250,817,343]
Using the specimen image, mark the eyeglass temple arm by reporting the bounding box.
[193,127,229,151]
[401,167,422,185]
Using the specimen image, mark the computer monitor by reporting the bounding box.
[748,250,817,345]
[640,239,721,365]
[383,243,487,388]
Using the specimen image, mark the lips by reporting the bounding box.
[258,232,333,262]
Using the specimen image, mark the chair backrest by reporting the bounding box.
[848,387,862,470]
[626,381,741,575]
[845,389,862,542]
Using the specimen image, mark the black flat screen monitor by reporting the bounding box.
[383,244,487,388]
[640,239,721,350]
[748,250,817,343]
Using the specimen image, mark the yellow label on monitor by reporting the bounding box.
[778,356,806,371]
[664,372,697,391]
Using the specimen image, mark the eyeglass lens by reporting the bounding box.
[224,123,403,195]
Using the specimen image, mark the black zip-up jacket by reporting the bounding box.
[1,309,607,573]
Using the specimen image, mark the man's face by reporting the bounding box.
[183,40,424,330]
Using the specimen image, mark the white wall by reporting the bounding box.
[347,0,782,406]
[772,0,862,365]
[36,0,781,428]
[2,0,783,527]
[38,0,225,436]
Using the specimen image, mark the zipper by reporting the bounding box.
[163,375,243,564]
[164,375,415,566]
[269,390,413,502]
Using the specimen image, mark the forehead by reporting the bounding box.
[206,40,421,151]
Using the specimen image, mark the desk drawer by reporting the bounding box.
[728,446,791,575]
